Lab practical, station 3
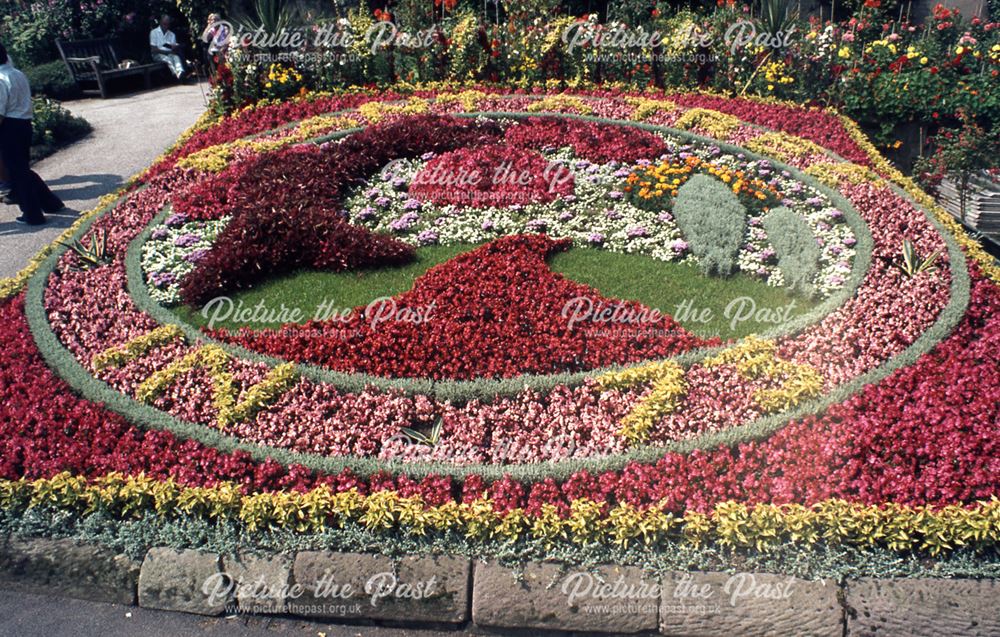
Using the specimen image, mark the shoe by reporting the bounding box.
[43,202,66,214]
[2,193,15,206]
[15,216,46,226]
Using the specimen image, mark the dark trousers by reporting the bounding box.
[0,117,62,222]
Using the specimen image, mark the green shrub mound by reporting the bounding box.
[30,97,92,162]
[672,174,748,276]
[763,206,822,294]
[24,61,80,101]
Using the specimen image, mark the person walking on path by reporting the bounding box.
[0,42,63,226]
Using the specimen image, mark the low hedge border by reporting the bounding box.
[2,472,999,565]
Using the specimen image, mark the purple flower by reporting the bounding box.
[671,239,689,252]
[588,232,605,244]
[150,227,169,240]
[151,271,177,287]
[558,211,574,222]
[403,198,422,211]
[389,212,419,231]
[416,229,439,245]
[627,225,648,238]
[657,211,673,223]
[357,206,376,221]
[844,236,857,247]
[174,234,200,247]
[165,213,188,227]
[481,220,495,231]
[607,191,624,200]
[375,196,392,208]
[421,152,436,161]
[185,248,210,263]
[604,209,622,220]
[527,219,547,231]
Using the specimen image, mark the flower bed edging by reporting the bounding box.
[2,537,998,636]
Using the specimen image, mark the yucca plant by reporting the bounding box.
[896,239,941,277]
[58,228,110,270]
[399,418,444,447]
[757,0,796,44]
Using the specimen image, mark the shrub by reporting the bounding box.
[29,97,92,162]
[762,206,822,294]
[24,61,81,101]
[672,174,747,276]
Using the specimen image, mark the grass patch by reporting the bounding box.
[549,249,818,339]
[175,244,474,330]
[176,245,818,339]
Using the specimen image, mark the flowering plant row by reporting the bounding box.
[5,471,999,557]
[207,4,999,148]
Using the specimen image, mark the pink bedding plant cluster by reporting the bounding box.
[33,91,956,469]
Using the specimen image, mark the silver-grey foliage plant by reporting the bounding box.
[673,173,748,276]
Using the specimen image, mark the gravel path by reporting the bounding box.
[0,83,208,278]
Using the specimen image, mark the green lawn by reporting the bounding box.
[549,250,816,339]
[176,244,817,339]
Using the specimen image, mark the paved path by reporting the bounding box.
[0,83,209,278]
[0,590,479,637]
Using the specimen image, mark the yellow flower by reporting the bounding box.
[919,56,928,65]
[837,46,851,59]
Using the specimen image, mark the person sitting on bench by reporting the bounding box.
[150,15,185,79]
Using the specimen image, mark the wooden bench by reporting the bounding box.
[56,38,169,98]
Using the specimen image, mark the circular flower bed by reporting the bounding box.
[2,88,997,571]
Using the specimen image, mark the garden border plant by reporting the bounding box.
[20,107,972,483]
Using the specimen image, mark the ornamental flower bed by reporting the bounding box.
[1,87,998,575]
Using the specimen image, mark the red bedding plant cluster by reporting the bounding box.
[1,270,998,509]
[174,114,504,221]
[178,199,416,305]
[211,235,716,379]
[409,145,575,208]
[178,115,504,304]
[504,116,669,163]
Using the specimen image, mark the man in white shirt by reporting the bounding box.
[0,43,63,225]
[150,15,186,79]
